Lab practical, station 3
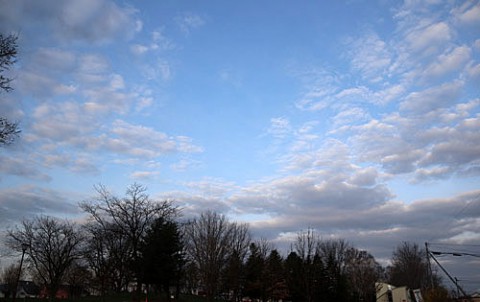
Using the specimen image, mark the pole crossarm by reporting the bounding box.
[427,250,470,299]
[430,251,480,258]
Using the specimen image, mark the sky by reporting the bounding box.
[0,0,480,293]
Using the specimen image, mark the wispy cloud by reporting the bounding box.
[175,12,206,35]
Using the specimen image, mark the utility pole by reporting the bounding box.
[13,243,28,302]
[428,250,470,299]
[425,242,434,288]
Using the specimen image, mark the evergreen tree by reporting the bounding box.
[244,243,266,301]
[139,218,184,301]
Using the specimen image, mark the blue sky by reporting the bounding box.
[1,0,480,292]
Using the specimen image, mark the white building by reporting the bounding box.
[376,282,423,302]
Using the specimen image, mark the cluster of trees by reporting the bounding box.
[4,184,447,302]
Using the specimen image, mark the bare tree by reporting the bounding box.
[388,241,430,290]
[255,237,274,260]
[7,216,84,301]
[0,117,20,145]
[0,33,20,146]
[345,248,383,302]
[293,228,318,262]
[0,33,17,92]
[82,223,130,295]
[289,228,323,302]
[184,210,250,301]
[223,222,251,301]
[80,183,177,293]
[1,263,23,298]
[317,238,351,276]
[317,238,351,301]
[63,261,91,299]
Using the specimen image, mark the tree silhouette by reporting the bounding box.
[80,183,177,293]
[0,33,20,146]
[184,211,250,301]
[139,217,184,300]
[388,241,429,290]
[7,216,84,302]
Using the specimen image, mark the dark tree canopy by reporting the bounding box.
[244,243,267,300]
[139,217,184,301]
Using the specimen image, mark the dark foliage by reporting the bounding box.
[139,217,185,301]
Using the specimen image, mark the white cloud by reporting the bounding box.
[421,45,471,80]
[474,39,480,51]
[131,44,149,55]
[30,48,77,73]
[286,138,352,172]
[32,101,99,139]
[0,155,51,181]
[347,32,392,82]
[293,68,340,111]
[130,28,175,55]
[93,120,203,159]
[70,156,100,174]
[400,80,463,114]
[175,12,206,34]
[0,0,140,45]
[452,1,480,26]
[56,0,140,43]
[184,178,239,198]
[466,62,480,79]
[373,84,406,105]
[151,29,176,50]
[24,97,203,174]
[78,54,110,74]
[405,22,452,55]
[157,59,172,81]
[0,185,81,228]
[331,106,370,128]
[135,97,154,111]
[413,166,452,182]
[342,94,480,180]
[130,171,160,180]
[110,74,125,90]
[267,117,292,139]
[348,167,379,187]
[171,158,202,172]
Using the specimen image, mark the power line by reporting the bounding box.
[430,251,480,258]
[427,248,469,297]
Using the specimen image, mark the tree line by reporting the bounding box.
[3,183,447,302]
